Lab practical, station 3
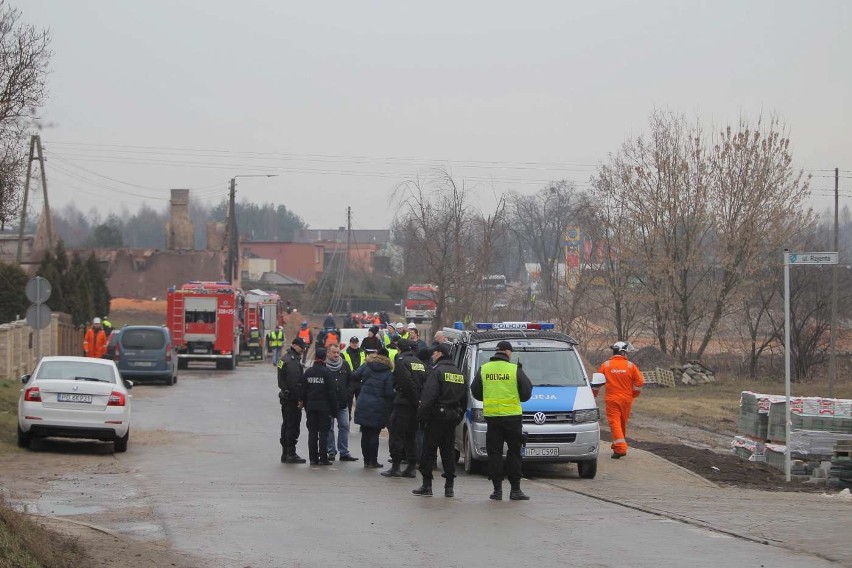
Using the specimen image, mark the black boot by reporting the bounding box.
[412,480,433,496]
[444,480,454,498]
[280,440,288,463]
[490,481,503,501]
[401,463,417,478]
[509,485,530,501]
[381,463,402,477]
[286,447,306,464]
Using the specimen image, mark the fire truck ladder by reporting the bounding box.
[170,293,185,346]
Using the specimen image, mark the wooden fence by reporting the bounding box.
[0,313,84,380]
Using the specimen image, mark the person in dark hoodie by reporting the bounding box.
[412,343,468,498]
[361,326,382,354]
[300,348,337,466]
[382,340,427,479]
[353,348,395,469]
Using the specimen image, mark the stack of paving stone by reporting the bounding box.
[828,440,852,490]
[737,391,781,440]
[675,362,715,385]
[731,435,765,462]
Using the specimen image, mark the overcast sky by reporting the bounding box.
[19,0,852,230]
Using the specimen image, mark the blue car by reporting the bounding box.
[115,326,178,386]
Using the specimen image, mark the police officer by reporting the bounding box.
[301,348,337,466]
[278,337,307,463]
[382,340,427,479]
[471,340,533,501]
[412,343,468,498]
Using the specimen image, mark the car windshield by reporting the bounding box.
[476,347,586,387]
[37,361,117,383]
[121,329,166,350]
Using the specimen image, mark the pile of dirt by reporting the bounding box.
[630,346,679,370]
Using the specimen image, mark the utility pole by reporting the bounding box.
[34,136,53,249]
[343,206,352,313]
[15,136,37,264]
[830,167,839,398]
[226,178,237,284]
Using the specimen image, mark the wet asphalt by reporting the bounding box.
[26,360,841,568]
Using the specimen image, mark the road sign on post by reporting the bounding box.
[783,250,839,483]
[25,276,52,362]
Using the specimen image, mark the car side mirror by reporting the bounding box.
[124,380,134,390]
[20,374,30,384]
[591,373,606,387]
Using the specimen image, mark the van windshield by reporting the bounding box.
[476,348,586,387]
[121,329,166,350]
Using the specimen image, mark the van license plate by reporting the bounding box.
[57,393,93,403]
[524,447,558,457]
[132,361,154,367]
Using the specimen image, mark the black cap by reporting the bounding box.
[292,337,307,348]
[431,343,450,357]
[315,347,327,360]
[496,340,513,352]
[398,339,415,352]
[350,336,360,343]
[369,326,379,334]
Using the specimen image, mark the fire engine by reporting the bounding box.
[241,289,285,358]
[404,284,438,323]
[167,281,244,370]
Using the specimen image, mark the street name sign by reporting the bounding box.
[786,252,838,265]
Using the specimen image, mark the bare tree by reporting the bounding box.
[0,1,51,229]
[394,170,505,329]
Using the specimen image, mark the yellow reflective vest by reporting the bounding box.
[480,359,522,417]
[269,330,284,348]
[342,349,365,372]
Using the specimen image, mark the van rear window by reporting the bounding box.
[476,348,586,387]
[121,329,166,350]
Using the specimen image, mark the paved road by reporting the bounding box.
[26,361,845,567]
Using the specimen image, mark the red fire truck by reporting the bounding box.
[241,290,284,359]
[167,281,244,370]
[404,284,438,323]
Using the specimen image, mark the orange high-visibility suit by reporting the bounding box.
[598,354,644,457]
[83,327,107,358]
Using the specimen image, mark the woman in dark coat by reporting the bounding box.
[353,350,395,468]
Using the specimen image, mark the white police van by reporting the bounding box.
[446,322,603,479]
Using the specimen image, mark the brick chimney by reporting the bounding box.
[166,189,194,250]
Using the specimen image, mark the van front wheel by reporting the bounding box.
[463,430,482,475]
[577,459,597,479]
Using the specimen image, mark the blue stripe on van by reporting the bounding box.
[521,386,578,412]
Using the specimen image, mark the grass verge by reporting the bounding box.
[0,380,88,567]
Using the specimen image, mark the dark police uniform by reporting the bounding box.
[383,347,428,477]
[277,345,306,463]
[415,353,467,495]
[301,359,337,465]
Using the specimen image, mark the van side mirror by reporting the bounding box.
[20,374,30,384]
[591,373,606,387]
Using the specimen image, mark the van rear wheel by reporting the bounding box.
[577,459,597,479]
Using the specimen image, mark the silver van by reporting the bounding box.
[116,326,178,386]
[448,322,603,479]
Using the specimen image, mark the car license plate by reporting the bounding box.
[57,393,93,403]
[132,361,155,367]
[524,447,558,457]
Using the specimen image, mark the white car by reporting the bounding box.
[18,356,133,452]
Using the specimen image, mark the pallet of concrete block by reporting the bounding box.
[763,443,809,472]
[767,396,852,442]
[788,430,852,459]
[731,435,765,462]
[828,440,852,490]
[643,368,676,388]
[738,391,783,440]
[674,361,715,385]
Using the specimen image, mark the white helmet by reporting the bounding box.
[92,317,102,324]
[396,322,405,330]
[611,341,633,355]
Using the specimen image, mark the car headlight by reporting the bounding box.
[573,409,599,423]
[471,408,485,423]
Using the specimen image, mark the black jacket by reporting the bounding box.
[471,352,533,409]
[393,351,427,407]
[417,357,468,423]
[277,347,304,401]
[326,360,352,410]
[301,361,337,414]
[361,335,382,353]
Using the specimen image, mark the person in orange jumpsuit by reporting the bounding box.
[597,341,643,459]
[83,317,108,358]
